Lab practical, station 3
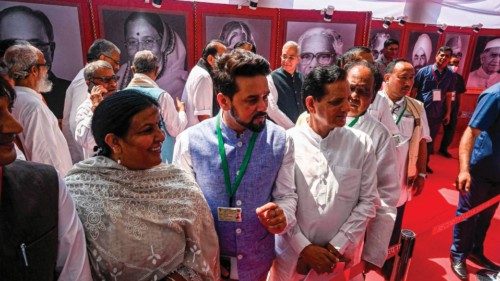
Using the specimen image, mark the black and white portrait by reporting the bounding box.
[0,2,84,119]
[369,28,402,60]
[444,33,470,75]
[286,21,356,76]
[101,9,189,100]
[466,36,500,89]
[205,16,272,60]
[406,32,439,72]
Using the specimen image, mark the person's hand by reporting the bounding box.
[325,244,350,263]
[299,244,338,274]
[90,85,107,110]
[296,257,310,275]
[363,260,380,274]
[443,114,450,125]
[408,175,425,196]
[176,97,185,112]
[256,202,286,234]
[456,171,471,194]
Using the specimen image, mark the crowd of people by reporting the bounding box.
[0,16,499,281]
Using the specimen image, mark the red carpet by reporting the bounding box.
[365,147,500,281]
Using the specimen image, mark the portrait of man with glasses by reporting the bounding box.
[102,10,189,101]
[0,5,78,122]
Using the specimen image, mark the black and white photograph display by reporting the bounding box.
[100,9,189,100]
[285,21,356,76]
[406,31,439,72]
[369,28,402,60]
[466,36,500,89]
[0,1,84,119]
[444,33,470,75]
[204,16,272,60]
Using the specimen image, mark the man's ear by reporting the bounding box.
[207,55,215,67]
[131,65,136,74]
[304,96,315,114]
[217,93,231,111]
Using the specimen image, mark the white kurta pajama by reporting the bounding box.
[270,125,379,281]
[62,68,86,163]
[12,86,73,177]
[346,114,400,268]
[74,98,95,159]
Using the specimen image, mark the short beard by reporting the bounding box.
[37,73,53,93]
[230,107,267,132]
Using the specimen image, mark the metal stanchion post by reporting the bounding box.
[390,229,416,281]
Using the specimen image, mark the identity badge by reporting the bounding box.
[432,89,441,101]
[218,207,242,222]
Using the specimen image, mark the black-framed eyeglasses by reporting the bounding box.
[91,75,120,84]
[124,37,162,50]
[102,54,120,66]
[281,54,298,61]
[300,52,336,65]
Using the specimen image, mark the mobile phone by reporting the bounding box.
[87,81,96,93]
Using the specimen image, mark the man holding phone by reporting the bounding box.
[74,60,118,158]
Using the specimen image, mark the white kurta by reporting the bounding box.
[367,92,400,137]
[266,75,295,129]
[377,91,431,206]
[181,64,214,127]
[61,68,86,163]
[55,176,93,281]
[74,99,95,159]
[270,125,379,280]
[12,86,73,177]
[346,114,400,268]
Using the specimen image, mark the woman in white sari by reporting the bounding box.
[65,89,219,280]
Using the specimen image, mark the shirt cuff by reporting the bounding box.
[329,232,350,254]
[289,230,311,255]
[194,109,211,116]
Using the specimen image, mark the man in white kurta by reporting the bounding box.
[74,61,117,158]
[5,44,72,176]
[343,62,400,271]
[270,65,378,280]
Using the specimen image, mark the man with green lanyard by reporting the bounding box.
[173,50,297,281]
[343,61,400,276]
[377,59,431,278]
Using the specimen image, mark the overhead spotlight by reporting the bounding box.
[321,5,335,22]
[382,16,394,29]
[437,24,447,34]
[472,23,483,33]
[397,16,408,26]
[152,0,162,8]
[249,0,258,10]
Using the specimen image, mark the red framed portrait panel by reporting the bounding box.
[94,1,194,100]
[464,28,500,91]
[277,9,371,75]
[194,2,279,68]
[438,26,475,78]
[0,0,91,80]
[369,19,406,61]
[402,23,442,73]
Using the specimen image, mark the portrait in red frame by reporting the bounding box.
[464,28,500,91]
[402,23,442,73]
[369,19,405,62]
[439,26,475,76]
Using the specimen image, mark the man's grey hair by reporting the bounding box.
[282,41,300,54]
[132,50,158,74]
[87,39,120,62]
[84,60,113,81]
[3,44,40,80]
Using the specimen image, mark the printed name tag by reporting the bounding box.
[432,89,441,101]
[217,207,242,222]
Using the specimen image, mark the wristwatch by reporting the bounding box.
[418,173,427,179]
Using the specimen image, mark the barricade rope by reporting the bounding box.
[326,194,500,281]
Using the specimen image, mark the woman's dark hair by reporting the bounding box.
[0,75,15,107]
[91,89,159,157]
[124,12,164,40]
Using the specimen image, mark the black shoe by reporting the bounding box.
[451,257,469,280]
[426,165,434,174]
[439,150,453,158]
[476,269,498,281]
[468,253,500,271]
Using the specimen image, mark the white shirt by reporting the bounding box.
[74,99,95,159]
[181,64,214,127]
[55,176,92,281]
[127,73,187,137]
[12,86,73,177]
[346,114,400,268]
[271,125,379,280]
[377,91,431,206]
[367,92,400,137]
[61,68,86,163]
[266,75,294,129]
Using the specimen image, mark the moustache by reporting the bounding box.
[0,134,15,145]
[252,112,268,119]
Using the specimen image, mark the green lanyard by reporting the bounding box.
[216,114,258,198]
[395,102,407,125]
[347,116,360,127]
